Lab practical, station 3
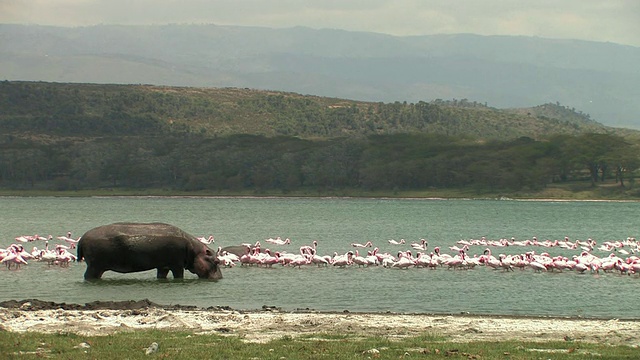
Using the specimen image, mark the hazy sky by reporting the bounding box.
[2,0,639,47]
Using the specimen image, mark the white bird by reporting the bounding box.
[387,239,405,245]
[265,237,291,245]
[411,239,428,251]
[197,235,215,244]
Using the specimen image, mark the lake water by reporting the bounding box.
[1,196,639,319]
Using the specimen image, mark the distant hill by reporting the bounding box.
[0,81,622,141]
[1,24,639,129]
[2,81,640,197]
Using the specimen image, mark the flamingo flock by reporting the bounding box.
[214,235,640,276]
[4,230,640,278]
[1,241,77,269]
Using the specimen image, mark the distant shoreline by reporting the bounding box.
[1,193,639,203]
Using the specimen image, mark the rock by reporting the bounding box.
[145,342,158,355]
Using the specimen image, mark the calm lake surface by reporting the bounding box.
[1,196,639,319]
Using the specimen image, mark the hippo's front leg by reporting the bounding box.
[157,268,170,279]
[157,267,184,278]
[170,267,184,278]
[85,266,105,280]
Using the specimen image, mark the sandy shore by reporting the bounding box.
[1,300,638,345]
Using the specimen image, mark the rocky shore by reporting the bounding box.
[1,299,638,345]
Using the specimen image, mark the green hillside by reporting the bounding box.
[0,81,638,199]
[0,81,611,140]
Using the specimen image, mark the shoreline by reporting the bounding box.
[1,300,639,345]
[1,193,639,203]
[1,298,632,320]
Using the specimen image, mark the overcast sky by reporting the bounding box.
[2,0,639,47]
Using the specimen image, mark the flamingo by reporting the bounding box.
[387,239,405,245]
[364,251,379,266]
[290,255,311,268]
[456,239,473,246]
[574,261,589,273]
[480,248,502,270]
[464,254,482,269]
[299,241,318,255]
[411,239,428,251]
[239,247,264,266]
[277,252,300,266]
[628,261,640,275]
[443,254,464,269]
[55,247,77,266]
[391,252,415,269]
[265,237,292,245]
[241,240,261,248]
[1,247,28,269]
[449,244,469,253]
[497,254,515,271]
[351,250,371,267]
[260,250,280,267]
[528,260,547,272]
[308,250,331,266]
[57,236,80,249]
[40,250,58,265]
[415,252,431,268]
[197,235,215,244]
[332,251,353,267]
[216,247,240,266]
[351,241,373,248]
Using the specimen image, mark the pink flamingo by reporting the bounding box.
[265,237,291,245]
[481,248,502,270]
[260,249,280,267]
[299,240,318,255]
[216,247,240,267]
[365,250,379,266]
[351,241,373,248]
[309,249,331,266]
[391,251,415,269]
[443,250,468,270]
[352,250,370,267]
[197,235,215,244]
[528,260,547,272]
[411,239,428,251]
[332,251,353,267]
[1,247,28,269]
[55,247,76,266]
[40,250,58,266]
[387,239,405,245]
[415,252,431,268]
[449,244,469,253]
[290,255,310,268]
[240,247,262,266]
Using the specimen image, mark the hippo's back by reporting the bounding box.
[82,222,192,240]
[77,222,197,271]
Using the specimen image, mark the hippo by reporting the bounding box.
[77,222,222,280]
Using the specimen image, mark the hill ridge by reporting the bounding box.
[0,81,615,141]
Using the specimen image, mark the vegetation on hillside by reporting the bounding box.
[0,81,609,139]
[0,81,638,197]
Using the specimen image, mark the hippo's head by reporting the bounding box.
[192,245,223,280]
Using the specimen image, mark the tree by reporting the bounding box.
[563,133,623,185]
